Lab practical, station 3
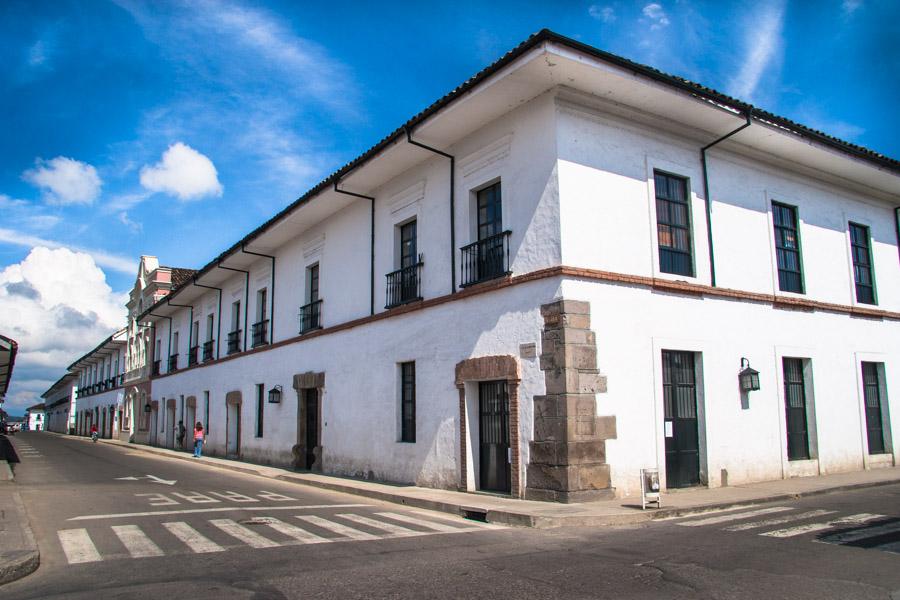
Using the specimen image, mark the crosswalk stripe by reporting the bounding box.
[338,513,420,536]
[295,515,379,540]
[112,525,164,558]
[58,529,102,564]
[265,518,331,544]
[678,507,793,527]
[209,519,280,548]
[374,512,467,533]
[407,509,506,529]
[762,514,885,538]
[817,520,900,545]
[162,521,224,553]
[724,510,837,532]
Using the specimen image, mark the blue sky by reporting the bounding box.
[1,0,898,415]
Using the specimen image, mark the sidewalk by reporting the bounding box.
[0,437,40,586]
[100,436,900,529]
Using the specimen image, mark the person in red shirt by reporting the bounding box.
[193,422,205,458]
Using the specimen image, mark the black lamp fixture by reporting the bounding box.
[268,385,283,404]
[143,402,152,413]
[739,357,760,392]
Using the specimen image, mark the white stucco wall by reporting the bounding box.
[151,278,557,487]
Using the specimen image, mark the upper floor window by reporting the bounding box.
[400,220,417,269]
[772,202,804,293]
[307,264,320,304]
[654,171,693,277]
[477,182,502,241]
[849,223,876,305]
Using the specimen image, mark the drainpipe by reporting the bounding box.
[192,280,222,360]
[166,300,194,365]
[148,312,173,374]
[333,180,376,316]
[895,207,900,264]
[241,245,276,344]
[217,263,250,352]
[701,111,753,287]
[405,127,456,294]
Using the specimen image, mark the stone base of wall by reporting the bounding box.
[526,299,616,503]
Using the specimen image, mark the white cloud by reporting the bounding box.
[118,211,142,233]
[0,228,135,274]
[22,156,102,205]
[28,40,48,66]
[842,0,862,15]
[139,142,223,200]
[727,2,785,102]
[0,247,126,413]
[0,194,60,232]
[589,5,616,22]
[642,3,670,29]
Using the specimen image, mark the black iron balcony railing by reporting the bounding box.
[251,320,269,348]
[227,330,241,355]
[188,345,199,366]
[202,340,215,361]
[152,360,161,376]
[460,230,511,287]
[385,262,423,309]
[299,299,323,334]
[93,383,100,393]
[168,354,178,372]
[117,373,125,386]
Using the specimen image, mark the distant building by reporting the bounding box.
[24,404,45,432]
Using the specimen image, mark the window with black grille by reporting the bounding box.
[400,362,416,443]
[849,223,876,305]
[654,171,693,276]
[773,202,804,293]
[782,357,810,461]
[862,362,886,455]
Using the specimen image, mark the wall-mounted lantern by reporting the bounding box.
[143,403,152,413]
[268,385,283,404]
[739,357,760,392]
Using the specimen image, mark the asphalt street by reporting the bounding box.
[4,431,900,600]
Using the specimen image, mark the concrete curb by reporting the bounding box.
[0,484,41,586]
[91,436,900,529]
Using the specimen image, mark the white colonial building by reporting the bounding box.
[41,372,78,433]
[87,31,900,500]
[69,329,127,439]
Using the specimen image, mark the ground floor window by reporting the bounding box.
[400,362,416,443]
[862,362,887,455]
[783,357,810,461]
[255,384,264,438]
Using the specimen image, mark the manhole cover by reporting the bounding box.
[239,517,277,526]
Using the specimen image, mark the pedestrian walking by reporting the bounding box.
[193,422,205,458]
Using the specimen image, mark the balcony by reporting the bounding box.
[152,360,161,376]
[460,230,511,287]
[168,354,178,372]
[385,262,423,309]
[299,299,323,334]
[202,340,215,361]
[188,345,199,366]
[252,320,269,348]
[227,330,241,355]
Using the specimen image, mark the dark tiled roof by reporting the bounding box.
[161,267,199,290]
[138,29,899,321]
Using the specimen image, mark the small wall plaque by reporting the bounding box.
[519,342,537,359]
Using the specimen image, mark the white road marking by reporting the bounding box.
[762,514,885,538]
[162,522,224,553]
[265,518,331,544]
[407,509,507,529]
[58,529,102,564]
[724,510,837,532]
[816,520,900,545]
[678,506,793,527]
[337,513,420,537]
[112,525,164,558]
[374,512,468,533]
[295,515,379,540]
[209,491,259,503]
[209,519,280,548]
[69,503,372,521]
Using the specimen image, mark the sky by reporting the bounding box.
[1,0,898,416]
